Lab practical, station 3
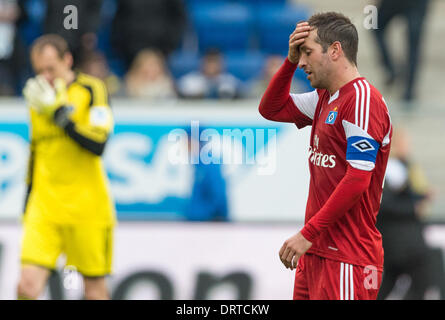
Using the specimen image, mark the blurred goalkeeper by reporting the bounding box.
[18,34,115,300]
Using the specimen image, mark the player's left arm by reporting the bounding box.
[54,76,113,156]
[54,102,113,156]
[23,76,113,156]
[279,164,373,269]
[301,92,392,243]
[23,75,113,156]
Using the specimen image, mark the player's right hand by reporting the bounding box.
[288,21,311,65]
[23,76,68,118]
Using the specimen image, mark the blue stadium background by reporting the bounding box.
[18,0,313,94]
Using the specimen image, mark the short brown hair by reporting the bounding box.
[31,34,70,59]
[308,12,358,66]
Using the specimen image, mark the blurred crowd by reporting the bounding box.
[0,0,311,100]
[0,0,431,103]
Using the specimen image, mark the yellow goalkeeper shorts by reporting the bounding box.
[20,217,113,277]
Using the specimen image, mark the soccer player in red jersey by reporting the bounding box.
[259,12,392,300]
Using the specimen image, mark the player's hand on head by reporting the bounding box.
[279,232,312,270]
[288,21,311,65]
[23,76,68,118]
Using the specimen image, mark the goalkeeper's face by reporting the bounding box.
[31,45,73,87]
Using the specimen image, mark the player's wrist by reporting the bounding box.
[286,55,299,65]
[284,57,299,72]
[53,105,71,128]
[300,223,318,243]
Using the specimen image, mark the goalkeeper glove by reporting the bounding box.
[23,76,68,118]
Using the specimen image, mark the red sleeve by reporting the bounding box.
[300,165,372,242]
[258,58,312,127]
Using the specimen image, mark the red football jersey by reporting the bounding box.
[287,75,392,271]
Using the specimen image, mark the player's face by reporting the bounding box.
[31,45,73,86]
[298,29,331,89]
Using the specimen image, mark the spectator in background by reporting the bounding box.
[177,49,241,99]
[247,55,303,98]
[7,0,36,95]
[78,50,121,97]
[44,0,103,66]
[183,126,229,222]
[0,0,20,95]
[373,0,430,102]
[377,128,445,299]
[111,0,186,69]
[124,49,177,100]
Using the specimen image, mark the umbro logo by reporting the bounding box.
[352,139,375,152]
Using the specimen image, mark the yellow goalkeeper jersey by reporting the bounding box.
[24,72,116,226]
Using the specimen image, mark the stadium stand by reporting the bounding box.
[189,2,255,53]
[255,3,310,55]
[173,0,312,91]
[14,0,312,95]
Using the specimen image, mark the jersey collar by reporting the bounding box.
[327,77,366,104]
